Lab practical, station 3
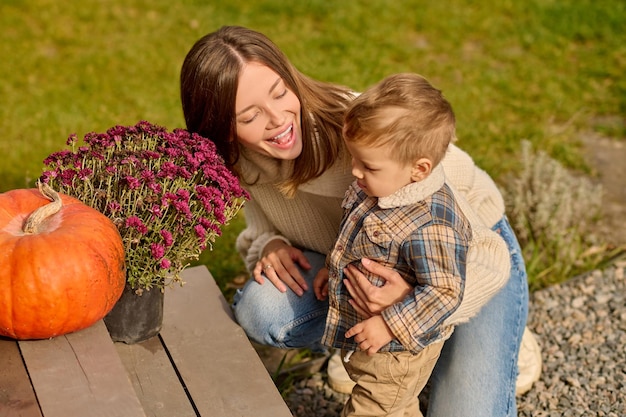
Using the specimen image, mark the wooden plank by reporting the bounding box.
[0,338,42,417]
[161,266,293,417]
[115,336,196,417]
[18,320,146,417]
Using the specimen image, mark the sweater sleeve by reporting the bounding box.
[441,144,505,228]
[441,182,511,327]
[235,198,291,273]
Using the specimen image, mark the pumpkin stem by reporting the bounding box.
[23,182,63,234]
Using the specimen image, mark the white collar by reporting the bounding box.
[378,164,446,209]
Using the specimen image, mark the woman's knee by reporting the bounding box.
[232,280,285,342]
[231,265,329,349]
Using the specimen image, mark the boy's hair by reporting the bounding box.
[343,73,456,167]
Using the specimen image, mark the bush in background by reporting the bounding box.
[502,140,621,290]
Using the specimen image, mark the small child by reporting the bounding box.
[313,73,510,416]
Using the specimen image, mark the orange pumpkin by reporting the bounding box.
[0,183,126,340]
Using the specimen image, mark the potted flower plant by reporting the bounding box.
[40,120,248,343]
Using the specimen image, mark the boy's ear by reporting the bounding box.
[411,158,432,181]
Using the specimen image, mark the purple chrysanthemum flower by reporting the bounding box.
[172,199,192,220]
[199,217,222,236]
[59,169,77,186]
[148,182,162,194]
[40,171,57,182]
[124,175,141,190]
[65,133,78,146]
[158,161,178,179]
[160,229,174,247]
[150,243,166,260]
[39,120,248,291]
[194,224,207,241]
[78,168,93,180]
[149,204,163,219]
[108,201,122,213]
[125,216,148,234]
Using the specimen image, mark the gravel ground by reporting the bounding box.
[283,262,626,416]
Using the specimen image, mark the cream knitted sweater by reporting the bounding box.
[236,144,510,325]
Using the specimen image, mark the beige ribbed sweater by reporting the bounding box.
[236,144,510,325]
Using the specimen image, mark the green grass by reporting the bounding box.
[2,0,624,291]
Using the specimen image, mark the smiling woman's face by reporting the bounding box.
[234,62,303,160]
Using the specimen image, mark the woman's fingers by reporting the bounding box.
[348,298,372,318]
[344,263,385,315]
[254,261,288,292]
[253,245,309,296]
[344,264,369,303]
[360,257,400,283]
[280,250,309,292]
[344,259,412,315]
[253,262,269,285]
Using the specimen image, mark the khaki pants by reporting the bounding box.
[340,342,444,417]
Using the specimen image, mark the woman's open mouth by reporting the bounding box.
[268,125,294,146]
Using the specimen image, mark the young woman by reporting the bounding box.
[180,25,540,417]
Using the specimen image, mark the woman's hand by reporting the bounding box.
[253,239,312,296]
[343,258,412,317]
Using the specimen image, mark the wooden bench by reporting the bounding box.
[0,266,293,417]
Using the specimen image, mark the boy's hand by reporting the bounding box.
[345,316,394,356]
[313,267,330,300]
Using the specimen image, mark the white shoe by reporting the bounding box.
[327,351,356,394]
[516,327,542,396]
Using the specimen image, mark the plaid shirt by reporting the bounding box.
[321,165,472,354]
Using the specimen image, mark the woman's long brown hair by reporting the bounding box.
[180,25,352,196]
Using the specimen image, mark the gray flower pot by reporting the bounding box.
[103,284,164,344]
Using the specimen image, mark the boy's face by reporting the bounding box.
[345,140,415,198]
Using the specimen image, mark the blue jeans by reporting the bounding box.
[426,216,528,417]
[232,215,528,417]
